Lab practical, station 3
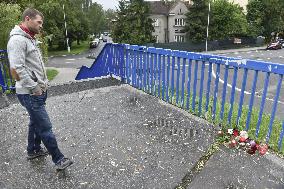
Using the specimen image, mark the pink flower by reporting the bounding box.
[258,144,268,155]
[240,131,248,139]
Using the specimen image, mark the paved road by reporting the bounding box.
[213,48,284,65]
[47,40,107,69]
[210,48,284,120]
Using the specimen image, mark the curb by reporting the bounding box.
[0,77,121,110]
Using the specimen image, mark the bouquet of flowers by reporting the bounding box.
[217,128,268,155]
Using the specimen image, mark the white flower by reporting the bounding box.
[228,129,233,135]
[240,131,248,139]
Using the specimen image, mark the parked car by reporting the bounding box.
[267,39,283,50]
[89,38,100,48]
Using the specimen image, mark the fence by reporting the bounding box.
[0,45,283,152]
[76,43,284,153]
[0,50,15,93]
[147,37,265,52]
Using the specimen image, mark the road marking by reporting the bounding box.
[265,97,284,105]
[209,64,284,105]
[66,59,76,61]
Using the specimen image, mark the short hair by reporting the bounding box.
[22,8,44,21]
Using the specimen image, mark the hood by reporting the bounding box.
[9,25,32,39]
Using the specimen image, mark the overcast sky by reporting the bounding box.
[92,0,155,10]
[92,0,119,10]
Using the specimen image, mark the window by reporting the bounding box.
[174,35,185,42]
[174,18,185,26]
[152,18,159,27]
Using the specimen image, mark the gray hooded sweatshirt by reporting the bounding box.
[7,25,48,94]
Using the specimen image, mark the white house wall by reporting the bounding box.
[149,15,167,43]
[168,2,188,42]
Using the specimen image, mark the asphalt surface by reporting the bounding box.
[209,47,284,120]
[213,48,284,65]
[2,41,284,188]
[1,82,284,189]
[0,84,216,188]
[47,41,106,69]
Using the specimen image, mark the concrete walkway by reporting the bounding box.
[46,67,79,85]
[0,82,283,188]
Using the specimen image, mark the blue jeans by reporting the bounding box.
[17,92,64,164]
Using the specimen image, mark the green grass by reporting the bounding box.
[142,84,284,155]
[46,68,59,81]
[48,41,89,56]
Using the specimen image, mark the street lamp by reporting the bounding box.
[206,0,211,52]
[63,4,70,53]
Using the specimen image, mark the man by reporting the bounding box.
[7,8,73,170]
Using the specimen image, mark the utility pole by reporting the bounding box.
[206,0,211,52]
[63,4,70,52]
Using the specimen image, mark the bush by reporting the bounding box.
[0,3,21,49]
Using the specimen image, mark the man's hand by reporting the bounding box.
[10,68,20,81]
[31,85,43,96]
[32,90,43,96]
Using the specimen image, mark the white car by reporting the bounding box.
[89,38,100,48]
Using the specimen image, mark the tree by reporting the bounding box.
[247,0,284,39]
[0,0,108,51]
[87,2,105,35]
[184,0,209,42]
[261,0,284,38]
[209,0,248,40]
[112,0,155,45]
[185,0,248,41]
[246,0,265,37]
[104,9,117,32]
[0,3,21,49]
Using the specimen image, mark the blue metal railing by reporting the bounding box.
[70,43,284,152]
[0,50,15,93]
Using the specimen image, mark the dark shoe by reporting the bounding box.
[55,158,73,171]
[27,148,49,160]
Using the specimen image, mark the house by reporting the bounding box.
[148,0,248,43]
[179,0,248,11]
[148,1,188,43]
